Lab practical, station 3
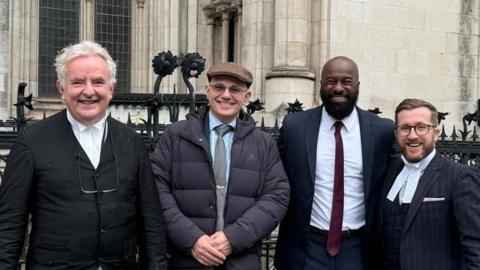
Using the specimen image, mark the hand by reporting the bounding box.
[210,231,232,256]
[191,234,226,266]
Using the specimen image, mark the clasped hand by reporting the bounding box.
[191,231,232,267]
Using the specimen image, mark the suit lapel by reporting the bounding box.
[402,153,443,237]
[106,117,120,154]
[60,110,84,159]
[305,107,322,185]
[358,109,375,201]
[378,159,404,226]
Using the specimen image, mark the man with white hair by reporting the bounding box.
[0,40,167,269]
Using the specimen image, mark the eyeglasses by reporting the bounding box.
[77,150,119,194]
[396,124,436,136]
[209,84,247,94]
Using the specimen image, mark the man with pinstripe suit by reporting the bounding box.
[377,98,480,270]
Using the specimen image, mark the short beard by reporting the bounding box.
[320,92,358,120]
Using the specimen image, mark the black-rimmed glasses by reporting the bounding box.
[396,124,436,136]
[77,150,119,194]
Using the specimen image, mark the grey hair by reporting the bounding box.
[55,40,116,87]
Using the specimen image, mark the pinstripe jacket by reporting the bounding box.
[377,153,480,270]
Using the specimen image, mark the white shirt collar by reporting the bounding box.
[322,106,359,132]
[66,109,107,132]
[401,149,437,171]
[66,109,108,169]
[387,149,437,203]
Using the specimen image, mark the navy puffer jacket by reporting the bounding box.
[151,109,290,270]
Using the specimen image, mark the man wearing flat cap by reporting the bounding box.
[151,62,290,269]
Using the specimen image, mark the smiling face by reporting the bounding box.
[206,75,251,124]
[57,55,114,126]
[395,107,440,162]
[320,57,360,120]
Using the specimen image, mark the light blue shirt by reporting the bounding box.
[209,111,236,184]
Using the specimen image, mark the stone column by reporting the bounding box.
[232,1,242,62]
[0,0,8,119]
[131,0,148,93]
[265,0,315,115]
[147,0,180,94]
[239,0,274,116]
[9,0,39,118]
[218,5,231,62]
[203,6,216,68]
[79,0,94,40]
[310,0,328,104]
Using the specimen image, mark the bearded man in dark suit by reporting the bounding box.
[376,98,480,270]
[0,41,167,270]
[275,56,396,270]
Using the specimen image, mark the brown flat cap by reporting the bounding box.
[207,62,253,87]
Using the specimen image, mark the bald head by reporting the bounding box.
[321,56,359,81]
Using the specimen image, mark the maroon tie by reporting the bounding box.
[327,121,344,256]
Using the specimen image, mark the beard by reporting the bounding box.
[320,91,358,120]
[400,139,436,163]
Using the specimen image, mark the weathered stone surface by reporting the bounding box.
[1,0,479,126]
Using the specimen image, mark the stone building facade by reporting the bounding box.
[1,0,479,127]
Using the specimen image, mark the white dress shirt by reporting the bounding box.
[310,107,365,230]
[387,150,436,204]
[66,110,107,169]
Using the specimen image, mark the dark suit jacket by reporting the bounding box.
[274,106,395,270]
[0,110,167,270]
[377,153,480,270]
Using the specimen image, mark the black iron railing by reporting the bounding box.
[2,51,479,269]
[4,83,480,270]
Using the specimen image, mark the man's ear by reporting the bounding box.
[56,80,63,94]
[108,83,116,100]
[245,90,252,101]
[433,127,440,142]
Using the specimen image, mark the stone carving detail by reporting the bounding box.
[136,0,145,8]
[203,0,241,20]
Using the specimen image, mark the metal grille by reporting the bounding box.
[38,0,79,98]
[95,0,131,93]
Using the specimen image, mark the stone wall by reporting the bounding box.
[326,0,479,127]
[1,0,479,129]
[0,0,8,120]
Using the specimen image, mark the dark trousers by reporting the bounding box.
[303,231,364,270]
